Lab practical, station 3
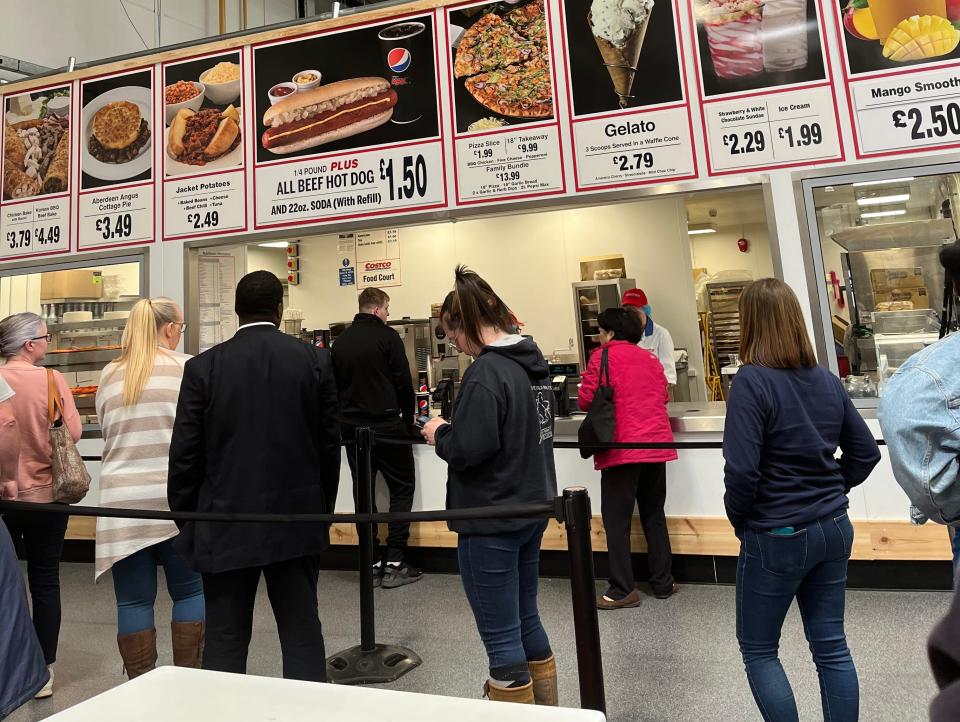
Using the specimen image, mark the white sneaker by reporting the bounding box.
[35,666,53,699]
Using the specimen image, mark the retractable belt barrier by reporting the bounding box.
[0,429,888,713]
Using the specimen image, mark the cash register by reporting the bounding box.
[548,362,580,417]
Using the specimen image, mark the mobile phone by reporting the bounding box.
[415,415,430,429]
[769,526,796,535]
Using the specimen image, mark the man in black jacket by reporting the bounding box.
[168,271,340,682]
[331,287,422,588]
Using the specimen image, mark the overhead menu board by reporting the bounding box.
[77,67,157,250]
[444,0,567,205]
[161,50,249,241]
[833,0,960,158]
[559,0,698,191]
[0,82,74,260]
[690,0,844,174]
[251,11,448,231]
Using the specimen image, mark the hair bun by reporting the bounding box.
[941,242,960,275]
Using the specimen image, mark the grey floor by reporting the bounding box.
[6,563,949,722]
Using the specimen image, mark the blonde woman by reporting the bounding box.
[95,298,204,679]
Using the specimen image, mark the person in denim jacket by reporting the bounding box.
[878,242,960,577]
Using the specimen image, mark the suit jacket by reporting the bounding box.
[168,324,341,573]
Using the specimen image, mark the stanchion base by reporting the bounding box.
[326,644,422,685]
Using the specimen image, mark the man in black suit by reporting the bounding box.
[168,271,340,682]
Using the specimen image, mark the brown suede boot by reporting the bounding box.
[117,628,158,680]
[528,655,559,706]
[483,680,535,704]
[171,621,205,668]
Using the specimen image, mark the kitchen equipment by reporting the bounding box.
[572,278,636,369]
[706,281,751,379]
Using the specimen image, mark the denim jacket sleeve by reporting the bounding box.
[879,364,960,525]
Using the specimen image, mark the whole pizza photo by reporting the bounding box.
[448,0,555,133]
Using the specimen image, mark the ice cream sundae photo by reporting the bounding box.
[588,0,655,108]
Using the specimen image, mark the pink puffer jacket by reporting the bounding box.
[578,340,677,470]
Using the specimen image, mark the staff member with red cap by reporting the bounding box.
[622,288,677,387]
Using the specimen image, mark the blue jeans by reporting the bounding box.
[457,521,552,682]
[950,527,960,584]
[736,512,858,722]
[112,539,205,636]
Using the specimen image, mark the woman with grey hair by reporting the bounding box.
[0,311,81,699]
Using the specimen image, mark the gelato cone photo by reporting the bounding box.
[589,0,654,108]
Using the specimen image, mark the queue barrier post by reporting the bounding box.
[326,426,422,684]
[562,486,606,714]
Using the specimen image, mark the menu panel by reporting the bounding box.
[690,0,844,174]
[252,12,447,229]
[162,50,249,240]
[559,0,697,190]
[445,0,567,205]
[77,67,156,250]
[0,82,73,259]
[834,0,960,157]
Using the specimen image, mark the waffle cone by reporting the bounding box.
[589,11,651,109]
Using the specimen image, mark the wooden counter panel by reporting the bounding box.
[65,515,953,561]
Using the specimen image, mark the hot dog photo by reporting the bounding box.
[163,51,243,178]
[252,14,440,163]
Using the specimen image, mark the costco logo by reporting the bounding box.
[364,261,394,271]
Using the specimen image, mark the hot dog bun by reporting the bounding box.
[264,109,394,155]
[205,117,240,158]
[262,77,390,126]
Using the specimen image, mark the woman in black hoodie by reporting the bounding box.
[422,267,558,706]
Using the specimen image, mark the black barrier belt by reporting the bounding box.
[0,499,559,524]
[372,437,888,449]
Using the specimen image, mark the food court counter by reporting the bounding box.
[67,403,949,563]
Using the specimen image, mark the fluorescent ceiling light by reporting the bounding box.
[856,193,911,206]
[257,241,289,248]
[851,177,916,187]
[860,209,907,218]
[688,223,717,235]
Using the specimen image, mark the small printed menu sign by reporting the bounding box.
[558,0,697,190]
[77,67,156,250]
[446,0,566,204]
[0,83,74,259]
[833,0,960,157]
[252,12,447,230]
[162,50,248,240]
[690,0,843,174]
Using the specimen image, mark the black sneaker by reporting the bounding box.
[372,564,383,588]
[381,560,423,588]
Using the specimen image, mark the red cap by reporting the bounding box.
[621,288,648,308]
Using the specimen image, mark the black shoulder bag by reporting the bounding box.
[578,348,615,459]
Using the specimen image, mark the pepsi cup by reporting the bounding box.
[378,21,429,124]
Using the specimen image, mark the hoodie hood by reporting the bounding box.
[479,335,549,377]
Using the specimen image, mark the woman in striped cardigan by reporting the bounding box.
[95,297,205,678]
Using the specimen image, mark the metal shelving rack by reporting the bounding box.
[706,281,751,378]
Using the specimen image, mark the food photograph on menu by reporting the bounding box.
[694,0,827,97]
[253,14,440,164]
[80,70,153,190]
[840,0,960,74]
[163,52,243,177]
[562,0,684,116]
[3,86,71,201]
[448,0,553,133]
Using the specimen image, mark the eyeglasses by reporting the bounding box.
[30,334,51,342]
[172,322,187,332]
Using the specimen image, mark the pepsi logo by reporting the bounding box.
[387,48,412,73]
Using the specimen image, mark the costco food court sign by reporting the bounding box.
[9,0,960,259]
[359,258,401,288]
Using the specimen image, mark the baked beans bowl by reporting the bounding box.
[165,81,205,125]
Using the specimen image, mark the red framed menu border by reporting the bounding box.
[161,48,251,242]
[0,79,76,261]
[830,3,960,160]
[250,8,448,230]
[688,0,846,176]
[444,0,568,207]
[75,64,157,252]
[558,0,700,192]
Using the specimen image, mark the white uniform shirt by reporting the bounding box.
[638,322,677,385]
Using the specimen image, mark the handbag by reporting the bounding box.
[46,370,90,504]
[578,348,615,459]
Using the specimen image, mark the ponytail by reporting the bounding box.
[114,297,181,406]
[440,266,515,351]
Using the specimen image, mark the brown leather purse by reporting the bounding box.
[47,369,90,504]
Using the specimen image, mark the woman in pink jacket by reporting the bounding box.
[578,308,677,610]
